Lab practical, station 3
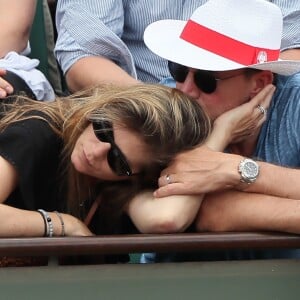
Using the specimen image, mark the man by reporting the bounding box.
[54,0,300,92]
[127,0,300,261]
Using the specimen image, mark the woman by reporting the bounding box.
[0,83,211,237]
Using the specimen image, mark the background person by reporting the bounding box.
[0,0,55,100]
[54,0,300,92]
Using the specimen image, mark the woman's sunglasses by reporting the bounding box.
[168,61,244,94]
[92,120,133,176]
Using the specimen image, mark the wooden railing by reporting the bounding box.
[1,232,300,257]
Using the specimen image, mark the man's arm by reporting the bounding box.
[66,56,139,92]
[280,49,300,60]
[196,189,300,234]
[155,148,300,200]
[0,0,37,97]
[55,0,139,92]
[0,0,36,57]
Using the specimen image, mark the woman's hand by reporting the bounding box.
[206,84,275,151]
[62,214,95,236]
[0,69,14,98]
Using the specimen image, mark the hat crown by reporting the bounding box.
[189,0,283,50]
[144,0,300,75]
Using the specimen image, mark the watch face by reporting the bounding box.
[243,161,259,178]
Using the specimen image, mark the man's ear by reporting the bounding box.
[250,70,273,96]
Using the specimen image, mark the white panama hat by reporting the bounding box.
[144,0,300,76]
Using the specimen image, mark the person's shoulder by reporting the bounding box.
[276,72,300,88]
[272,73,300,117]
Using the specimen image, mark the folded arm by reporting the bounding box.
[155,149,300,200]
[196,190,300,234]
[127,191,203,234]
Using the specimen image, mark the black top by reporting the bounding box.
[0,107,64,211]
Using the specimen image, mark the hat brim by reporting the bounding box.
[144,20,300,76]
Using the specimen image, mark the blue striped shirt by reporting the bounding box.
[55,0,300,83]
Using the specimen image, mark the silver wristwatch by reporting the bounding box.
[238,158,260,184]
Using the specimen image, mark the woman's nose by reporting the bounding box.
[91,141,111,160]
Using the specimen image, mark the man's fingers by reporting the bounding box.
[158,173,177,187]
[154,183,188,198]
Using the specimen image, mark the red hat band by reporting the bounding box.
[180,20,280,65]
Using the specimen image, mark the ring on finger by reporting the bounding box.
[166,174,171,185]
[257,104,267,116]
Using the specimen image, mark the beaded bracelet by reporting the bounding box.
[37,209,53,237]
[54,211,65,237]
[37,210,47,237]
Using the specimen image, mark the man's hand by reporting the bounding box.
[154,146,242,198]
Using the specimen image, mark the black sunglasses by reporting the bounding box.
[168,61,244,94]
[92,120,133,176]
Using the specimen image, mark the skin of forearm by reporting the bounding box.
[0,156,18,202]
[127,191,203,234]
[0,36,29,57]
[0,204,92,237]
[66,56,139,92]
[196,190,300,234]
[205,123,230,151]
[0,204,46,237]
[0,0,36,57]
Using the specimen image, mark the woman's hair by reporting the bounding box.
[0,84,211,228]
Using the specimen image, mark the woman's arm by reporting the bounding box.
[0,204,94,237]
[0,155,18,202]
[0,155,93,237]
[127,191,203,234]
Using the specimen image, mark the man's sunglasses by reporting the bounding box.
[168,61,244,94]
[92,120,133,176]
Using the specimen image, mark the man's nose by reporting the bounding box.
[177,71,201,99]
